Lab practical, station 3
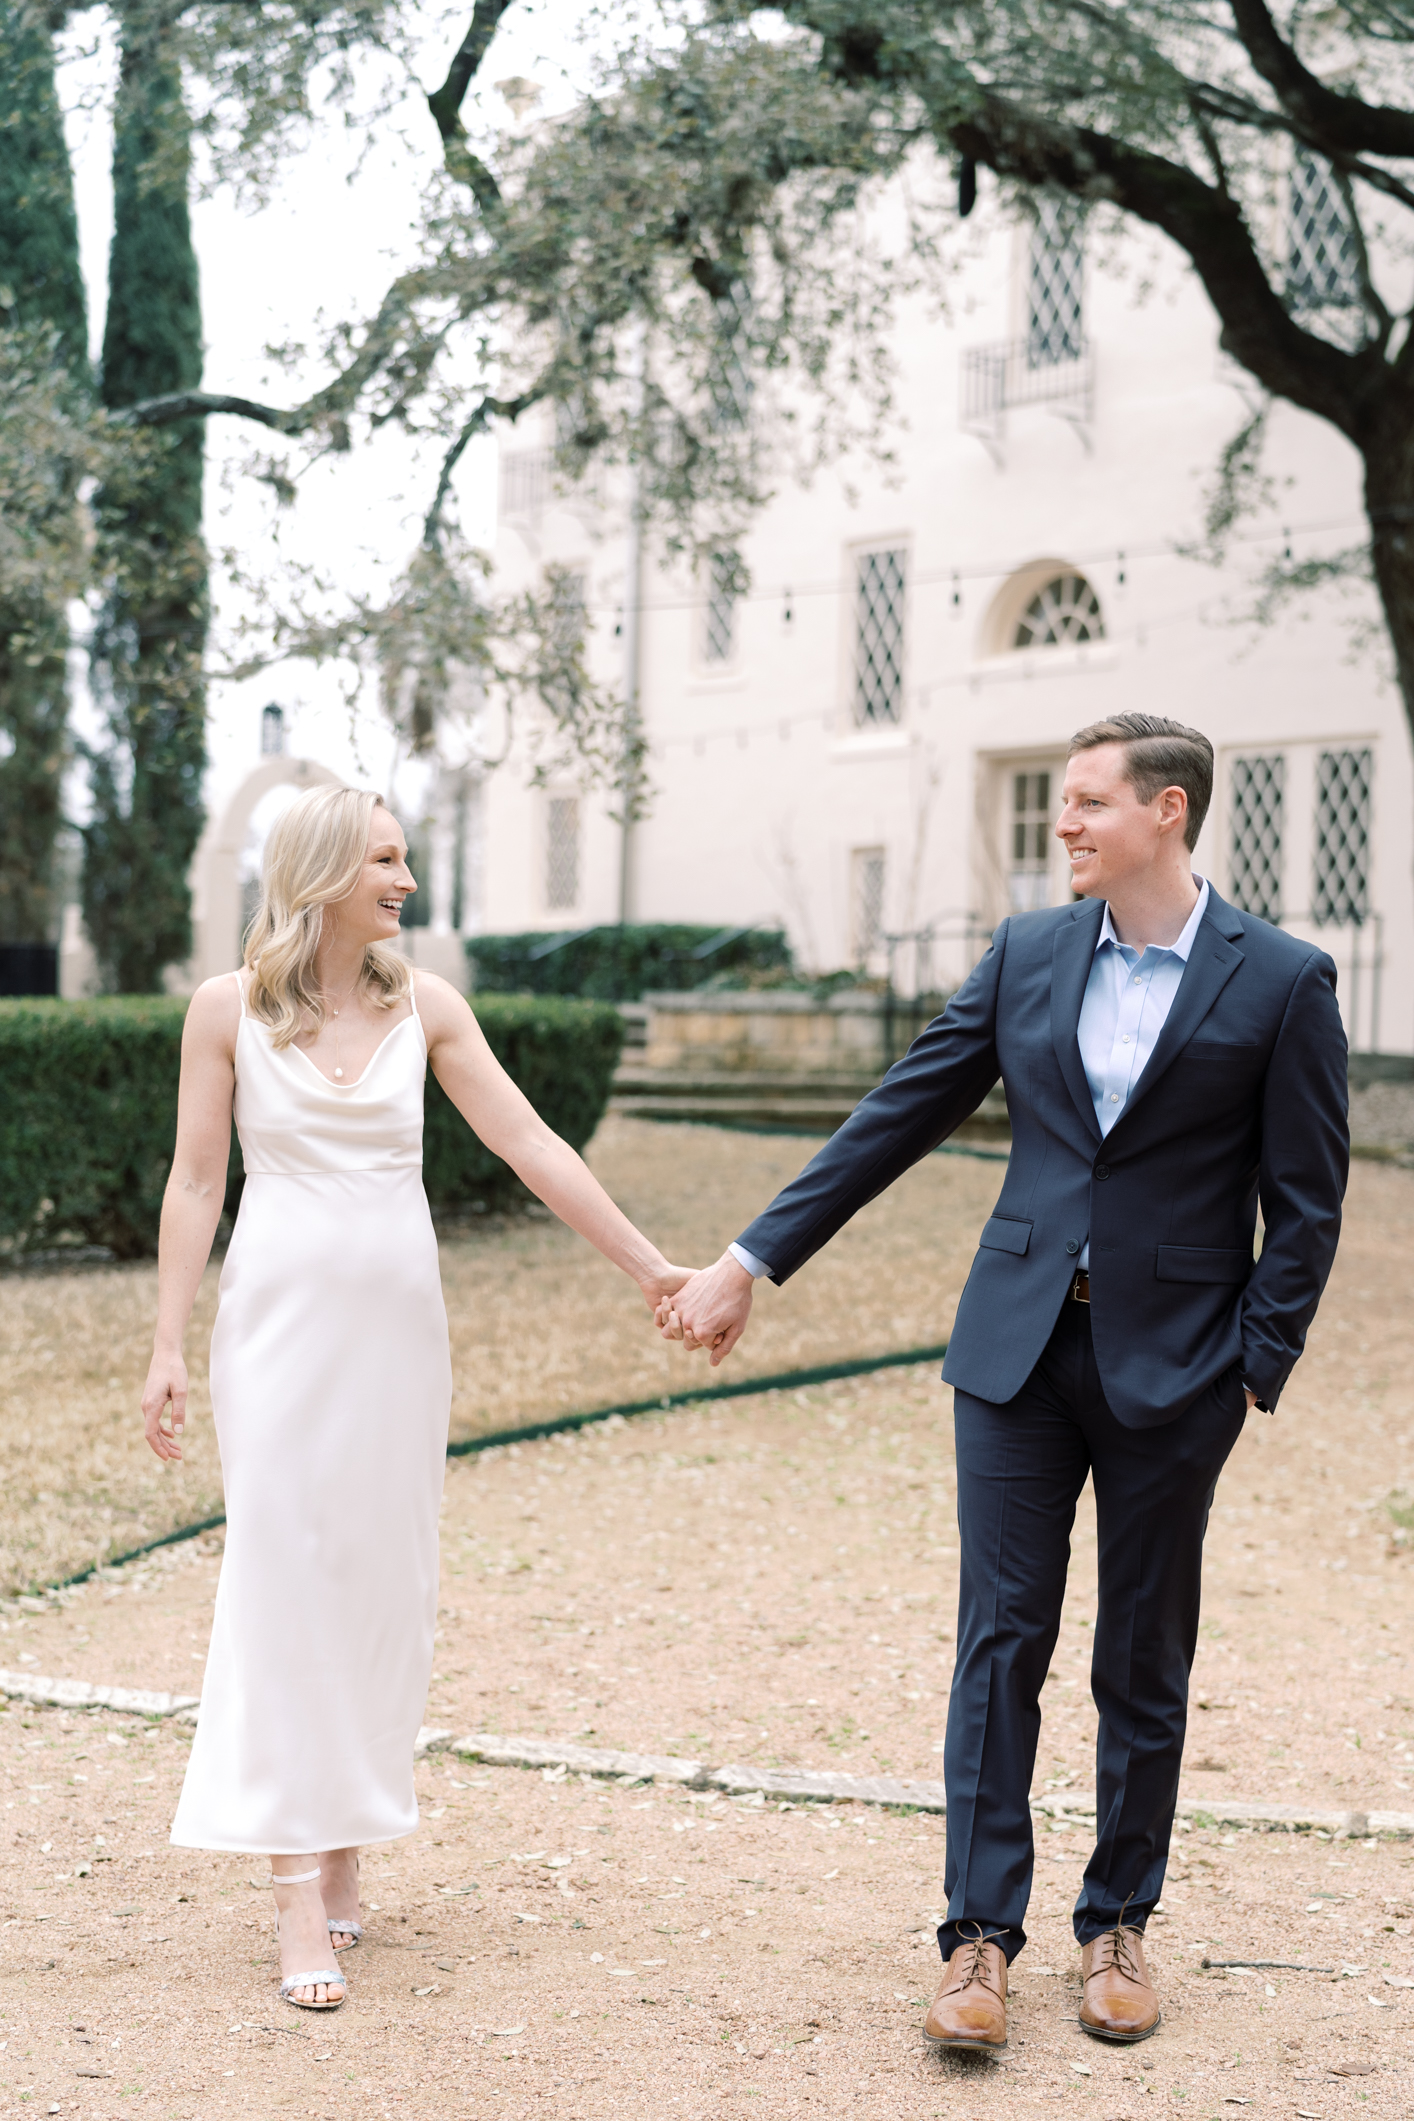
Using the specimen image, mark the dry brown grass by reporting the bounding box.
[0,1117,1003,1594]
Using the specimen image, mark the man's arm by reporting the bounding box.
[665,922,1010,1360]
[1241,950,1349,1410]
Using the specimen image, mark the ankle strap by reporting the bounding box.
[268,1867,322,1887]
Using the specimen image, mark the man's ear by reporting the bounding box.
[1157,785,1188,836]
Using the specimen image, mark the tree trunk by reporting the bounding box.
[0,1,88,970]
[83,4,208,995]
[1362,389,1414,756]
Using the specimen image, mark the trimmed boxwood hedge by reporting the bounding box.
[467,921,791,1000]
[0,993,624,1260]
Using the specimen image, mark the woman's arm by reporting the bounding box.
[141,978,239,1462]
[416,974,692,1309]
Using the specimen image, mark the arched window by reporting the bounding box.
[1012,571,1104,649]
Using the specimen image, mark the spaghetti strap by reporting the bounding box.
[407,969,419,1019]
[232,968,248,1018]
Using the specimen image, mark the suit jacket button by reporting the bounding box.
[1095,1164,1110,1181]
[1065,1239,1080,1256]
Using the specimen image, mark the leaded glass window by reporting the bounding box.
[545,795,581,912]
[1028,197,1085,368]
[1228,754,1285,923]
[704,550,737,664]
[1009,770,1053,912]
[707,281,754,429]
[1013,572,1103,648]
[1313,748,1372,925]
[854,549,906,724]
[1288,151,1361,311]
[852,846,886,961]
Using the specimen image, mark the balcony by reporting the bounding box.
[959,337,1094,460]
[498,446,554,523]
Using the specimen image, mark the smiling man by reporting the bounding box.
[660,712,1348,2051]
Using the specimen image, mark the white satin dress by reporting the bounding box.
[171,972,452,1854]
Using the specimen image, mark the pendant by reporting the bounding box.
[334,1067,343,1079]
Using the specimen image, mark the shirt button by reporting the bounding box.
[1133,976,1142,985]
[1122,1034,1131,1044]
[1110,1092,1120,1103]
[1065,1239,1080,1256]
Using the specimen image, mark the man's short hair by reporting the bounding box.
[1068,713,1214,852]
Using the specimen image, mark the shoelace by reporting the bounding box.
[1087,1892,1144,1985]
[952,1922,1009,1995]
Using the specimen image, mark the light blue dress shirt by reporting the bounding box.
[729,879,1211,1285]
[1074,877,1209,1267]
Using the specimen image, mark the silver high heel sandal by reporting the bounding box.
[327,1854,362,1950]
[269,1866,347,2010]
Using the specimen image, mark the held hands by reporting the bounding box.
[142,1349,189,1463]
[655,1251,755,1367]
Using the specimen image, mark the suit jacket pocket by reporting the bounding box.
[979,1216,1033,1257]
[1155,1244,1252,1284]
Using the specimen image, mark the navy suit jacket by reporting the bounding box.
[738,888,1349,1428]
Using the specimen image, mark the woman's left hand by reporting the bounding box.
[640,1263,696,1320]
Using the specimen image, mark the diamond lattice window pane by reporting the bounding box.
[1313,748,1371,925]
[546,795,581,911]
[1228,754,1284,923]
[1288,151,1360,311]
[852,846,886,960]
[1028,197,1085,368]
[705,551,737,663]
[1013,573,1103,649]
[1009,770,1054,911]
[708,280,754,429]
[855,549,906,724]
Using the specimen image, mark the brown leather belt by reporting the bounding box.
[1068,1271,1091,1304]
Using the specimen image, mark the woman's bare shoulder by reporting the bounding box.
[412,969,480,1040]
[184,972,241,1049]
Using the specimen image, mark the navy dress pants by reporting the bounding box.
[938,1299,1246,1965]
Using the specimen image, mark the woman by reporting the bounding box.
[142,785,690,2009]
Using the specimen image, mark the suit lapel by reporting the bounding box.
[1050,900,1105,1143]
[1114,896,1246,1129]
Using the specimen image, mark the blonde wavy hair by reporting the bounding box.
[243,785,411,1048]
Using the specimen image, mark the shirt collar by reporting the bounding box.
[1096,875,1210,962]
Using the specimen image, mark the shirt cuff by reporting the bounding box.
[728,1241,773,1280]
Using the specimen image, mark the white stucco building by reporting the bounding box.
[476,185,1412,1057]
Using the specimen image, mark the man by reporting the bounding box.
[660,714,1348,2050]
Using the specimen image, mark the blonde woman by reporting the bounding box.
[143,786,691,2010]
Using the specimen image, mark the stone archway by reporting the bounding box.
[188,756,343,987]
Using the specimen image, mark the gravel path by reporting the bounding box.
[2,1136,1413,2113]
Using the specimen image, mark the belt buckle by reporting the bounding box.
[1070,1270,1090,1304]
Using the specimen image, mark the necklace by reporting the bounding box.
[320,969,362,1080]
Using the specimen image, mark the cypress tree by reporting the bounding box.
[0,1,87,965]
[84,3,207,993]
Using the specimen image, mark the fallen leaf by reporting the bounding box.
[1070,2062,1092,2076]
[489,2025,525,2038]
[1328,2063,1375,2077]
[1366,1995,1391,2008]
[513,1911,541,1924]
[410,1984,442,1998]
[1382,1974,1414,1988]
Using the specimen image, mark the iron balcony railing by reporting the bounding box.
[959,336,1094,450]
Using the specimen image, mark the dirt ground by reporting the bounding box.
[2,1124,1414,2116]
[0,1117,1003,1594]
[3,1134,1414,2115]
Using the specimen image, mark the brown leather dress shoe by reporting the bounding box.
[1078,1922,1161,2042]
[922,1926,1009,2052]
